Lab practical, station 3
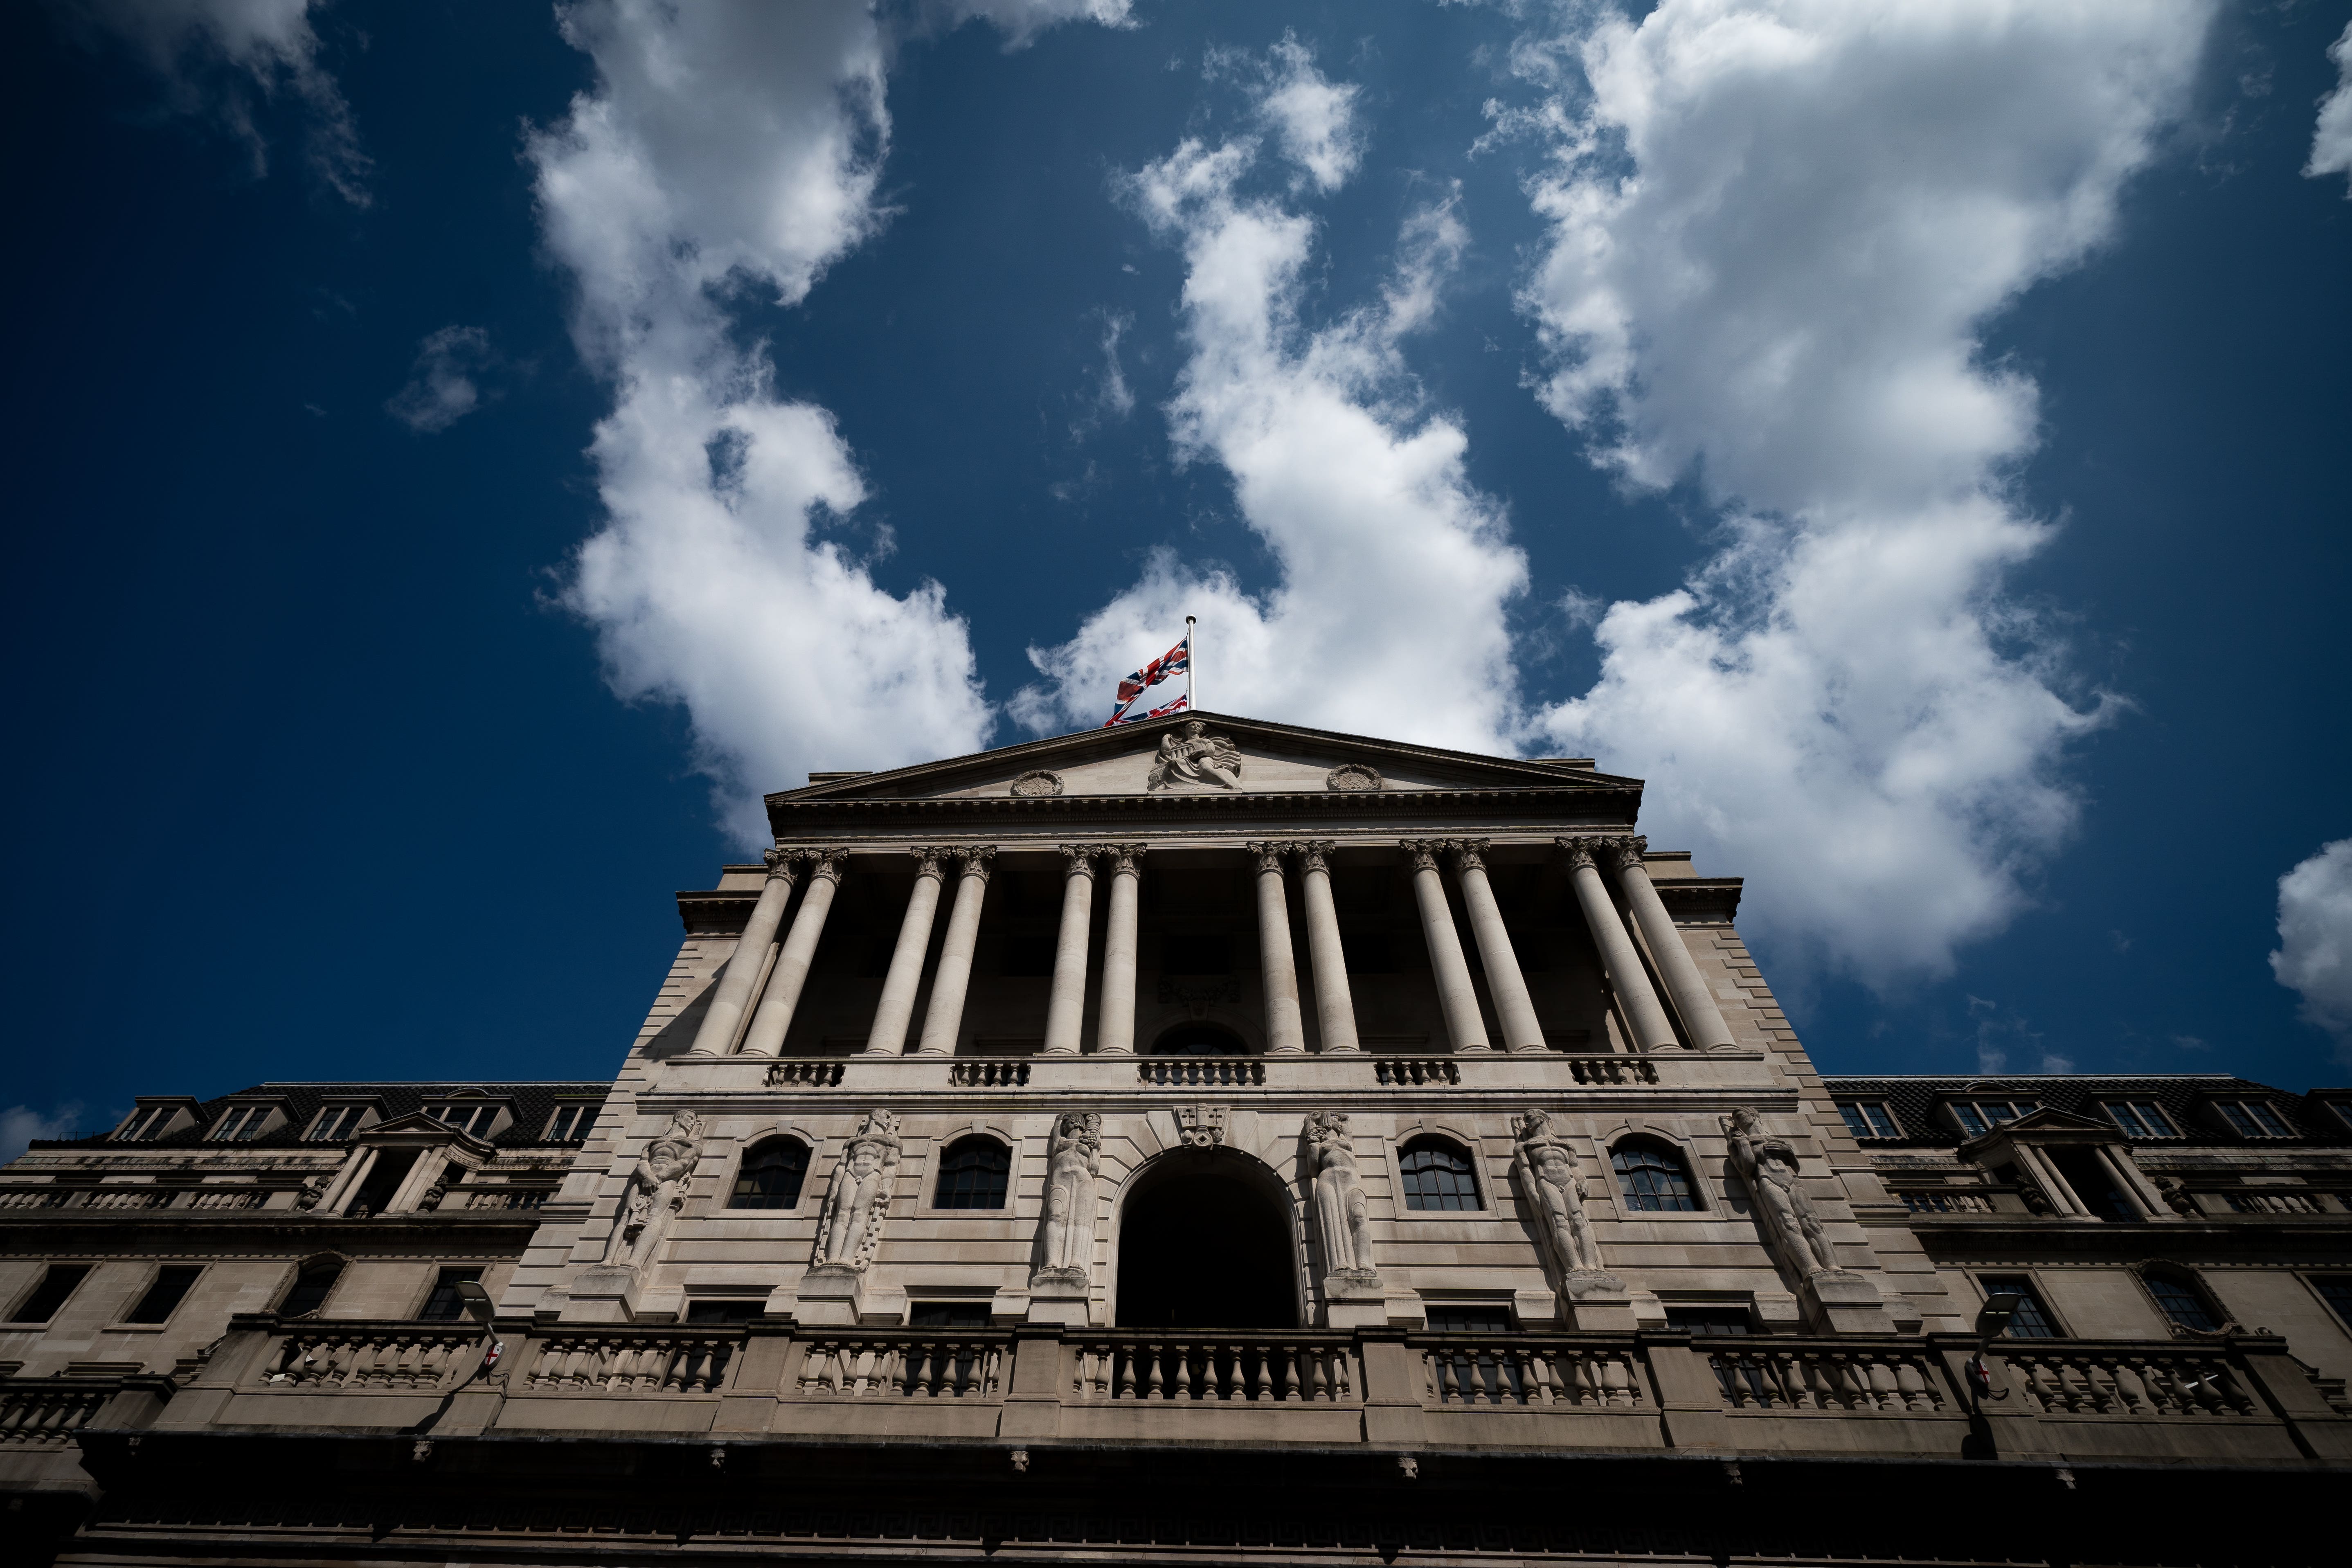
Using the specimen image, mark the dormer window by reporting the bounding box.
[1949,1099,2038,1137]
[307,1106,366,1142]
[209,1105,271,1142]
[115,1106,171,1142]
[2316,1100,2352,1135]
[2214,1100,2291,1140]
[545,1104,592,1143]
[2103,1100,2177,1139]
[1837,1101,1900,1140]
[431,1102,501,1138]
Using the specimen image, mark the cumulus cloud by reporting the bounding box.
[2309,20,2352,193]
[2273,838,2352,1052]
[385,326,494,433]
[0,1103,79,1164]
[1014,43,1525,751]
[1513,0,2210,983]
[535,0,1122,841]
[67,0,367,203]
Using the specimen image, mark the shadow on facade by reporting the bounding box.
[1115,1154,1297,1328]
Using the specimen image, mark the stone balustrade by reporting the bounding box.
[1071,1334,1358,1405]
[791,1332,1008,1399]
[259,1325,485,1390]
[522,1331,734,1395]
[1420,1334,1643,1408]
[1705,1341,1948,1413]
[0,1381,113,1445]
[1137,1060,1265,1088]
[948,1060,1029,1087]
[2001,1343,2257,1417]
[1372,1058,1460,1087]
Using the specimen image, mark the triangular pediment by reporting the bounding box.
[767,711,1635,806]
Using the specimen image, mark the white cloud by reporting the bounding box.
[1515,0,2210,984]
[68,0,367,203]
[534,0,1121,841]
[1256,33,1367,193]
[2273,838,2352,1052]
[0,1104,79,1164]
[385,326,493,433]
[1015,44,1526,751]
[2309,20,2352,193]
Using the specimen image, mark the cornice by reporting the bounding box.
[770,784,1641,833]
[1650,879,1744,921]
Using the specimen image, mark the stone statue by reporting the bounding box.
[813,1109,902,1270]
[1146,720,1242,791]
[1722,1107,1840,1275]
[1510,1110,1605,1276]
[293,1174,329,1212]
[1305,1111,1377,1277]
[599,1110,704,1269]
[1033,1112,1103,1280]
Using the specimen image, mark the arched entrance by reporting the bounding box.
[1114,1155,1297,1328]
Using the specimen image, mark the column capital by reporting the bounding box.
[1553,836,1598,871]
[1058,844,1100,880]
[1101,842,1147,876]
[761,846,799,877]
[1293,840,1335,875]
[1449,838,1492,874]
[908,846,948,879]
[1400,839,1445,873]
[1245,840,1290,874]
[803,849,849,884]
[1594,834,1649,872]
[950,844,997,880]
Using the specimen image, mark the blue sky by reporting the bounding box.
[4,0,2350,1154]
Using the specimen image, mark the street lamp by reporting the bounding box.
[1963,1291,2022,1408]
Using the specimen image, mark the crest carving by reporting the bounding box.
[1326,763,1382,792]
[1010,769,1064,798]
[1175,1106,1227,1150]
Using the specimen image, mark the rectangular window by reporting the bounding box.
[124,1266,200,1325]
[2319,1101,2352,1136]
[1663,1306,1753,1336]
[432,1105,499,1137]
[115,1107,166,1142]
[348,1147,419,1215]
[1425,1306,1516,1334]
[907,1301,991,1328]
[9,1264,91,1324]
[2104,1100,2176,1138]
[1951,1099,2037,1137]
[684,1299,761,1324]
[2217,1100,2291,1138]
[2046,1148,2140,1223]
[2311,1277,2352,1330]
[2145,1274,2221,1333]
[1977,1276,2059,1338]
[307,1106,365,1142]
[1837,1101,1900,1139]
[417,1267,484,1321]
[209,1105,268,1142]
[545,1105,590,1142]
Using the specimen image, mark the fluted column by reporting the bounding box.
[916,847,994,1055]
[1451,840,1546,1054]
[1558,838,1678,1053]
[737,849,846,1056]
[1041,845,1099,1056]
[1403,840,1490,1053]
[1248,842,1307,1054]
[1294,841,1359,1054]
[864,848,947,1055]
[1094,844,1146,1056]
[685,848,800,1055]
[1604,835,1736,1052]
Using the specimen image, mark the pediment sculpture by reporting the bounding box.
[813,1109,902,1271]
[1146,721,1242,791]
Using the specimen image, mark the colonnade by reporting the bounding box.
[684,835,1736,1060]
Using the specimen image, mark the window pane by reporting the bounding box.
[1664,1307,1752,1336]
[117,1109,153,1141]
[125,1266,200,1324]
[1985,1101,2023,1125]
[11,1264,92,1323]
[1839,1103,1870,1138]
[419,1268,483,1321]
[909,1301,992,1327]
[1979,1276,2057,1339]
[730,1141,810,1210]
[1953,1105,1987,1137]
[2249,1102,2290,1137]
[1864,1105,1900,1138]
[935,1139,1010,1210]
[2145,1276,2220,1333]
[279,1261,343,1318]
[1612,1147,1698,1212]
[1400,1143,1480,1211]
[684,1300,760,1323]
[2217,1103,2258,1138]
[1426,1307,1515,1333]
[2314,1278,2352,1330]
[2106,1103,2148,1138]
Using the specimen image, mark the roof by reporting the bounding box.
[32,1081,609,1154]
[1819,1073,2352,1149]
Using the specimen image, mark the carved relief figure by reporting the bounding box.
[599,1110,704,1268]
[1722,1107,1840,1275]
[1510,1110,1605,1276]
[1305,1111,1377,1276]
[813,1109,903,1270]
[1034,1112,1103,1278]
[1146,721,1242,791]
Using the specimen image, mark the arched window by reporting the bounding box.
[277,1258,344,1318]
[1399,1138,1481,1211]
[729,1138,811,1210]
[1612,1143,1700,1212]
[2142,1268,2224,1333]
[935,1136,1011,1210]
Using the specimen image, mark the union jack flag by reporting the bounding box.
[1103,632,1192,726]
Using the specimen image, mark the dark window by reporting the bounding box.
[10,1264,91,1323]
[348,1148,418,1215]
[308,1106,365,1142]
[124,1266,200,1324]
[1951,1099,2037,1137]
[1838,1102,1900,1139]
[418,1267,484,1322]
[2046,1148,2141,1222]
[729,1139,810,1210]
[2320,1101,2352,1136]
[1161,932,1231,975]
[1425,1306,1514,1333]
[2312,1278,2352,1330]
[116,1107,167,1141]
[909,1301,992,1327]
[210,1105,269,1142]
[2104,1100,2175,1138]
[684,1300,761,1324]
[934,1138,1010,1210]
[1664,1306,1753,1336]
[1978,1276,2058,1339]
[1612,1145,1699,1212]
[2145,1274,2221,1333]
[433,1104,500,1137]
[546,1105,591,1142]
[278,1260,343,1318]
[1399,1139,1481,1211]
[2216,1100,2291,1139]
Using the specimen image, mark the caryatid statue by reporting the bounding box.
[1305,1111,1378,1278]
[1033,1111,1103,1281]
[1723,1107,1841,1275]
[599,1110,704,1268]
[1510,1109,1606,1277]
[813,1109,903,1271]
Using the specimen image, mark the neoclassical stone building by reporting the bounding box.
[3,714,2346,1566]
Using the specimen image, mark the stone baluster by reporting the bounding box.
[1449,839,1546,1054]
[1557,838,1679,1053]
[1095,844,1146,1055]
[738,850,847,1056]
[1247,842,1308,1055]
[1292,842,1360,1054]
[1601,835,1737,1052]
[1042,846,1099,1056]
[915,848,994,1055]
[685,848,801,1055]
[1402,840,1491,1053]
[863,848,947,1055]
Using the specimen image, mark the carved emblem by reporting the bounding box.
[1146,721,1242,791]
[1326,763,1382,792]
[1175,1106,1228,1149]
[1010,769,1064,798]
[1157,976,1241,1017]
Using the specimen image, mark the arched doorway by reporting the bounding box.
[1148,1021,1249,1056]
[1115,1156,1297,1328]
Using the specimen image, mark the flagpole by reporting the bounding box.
[1185,615,1197,713]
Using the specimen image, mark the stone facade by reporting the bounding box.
[2,713,2345,1565]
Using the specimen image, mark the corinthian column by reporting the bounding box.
[1041,846,1098,1056]
[1558,838,1679,1053]
[1248,842,1307,1054]
[1094,844,1145,1056]
[863,848,947,1055]
[685,848,799,1056]
[1403,841,1491,1053]
[738,850,846,1056]
[1294,842,1359,1054]
[1451,840,1546,1054]
[915,847,993,1055]
[1603,836,1736,1052]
